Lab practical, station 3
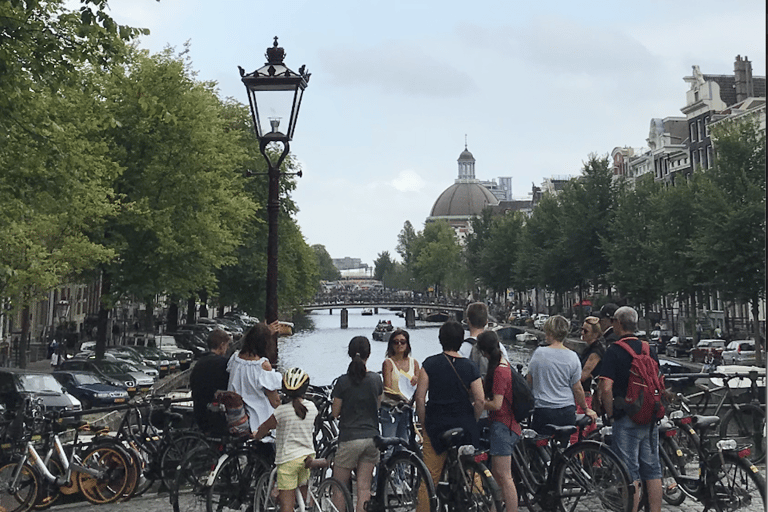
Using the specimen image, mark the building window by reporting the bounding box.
[698,119,704,141]
[704,116,710,137]
[692,151,698,168]
[707,145,714,168]
[690,122,697,142]
[699,148,705,169]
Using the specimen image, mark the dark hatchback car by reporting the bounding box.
[58,358,148,395]
[0,369,81,414]
[53,371,129,409]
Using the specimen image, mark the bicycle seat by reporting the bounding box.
[543,424,578,437]
[373,434,407,450]
[691,415,720,430]
[440,427,465,447]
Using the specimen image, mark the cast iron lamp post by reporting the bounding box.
[239,37,310,330]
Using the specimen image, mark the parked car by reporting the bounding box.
[52,371,130,409]
[77,351,160,380]
[165,332,208,358]
[0,369,81,414]
[124,345,177,376]
[533,314,549,330]
[666,336,694,358]
[150,336,194,370]
[721,340,756,365]
[689,339,726,363]
[58,359,152,395]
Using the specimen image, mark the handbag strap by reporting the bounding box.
[443,353,472,403]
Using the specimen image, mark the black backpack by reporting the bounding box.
[510,366,534,423]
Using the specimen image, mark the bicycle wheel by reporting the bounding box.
[440,457,503,512]
[707,451,766,512]
[160,432,207,491]
[720,404,766,464]
[380,451,437,512]
[118,444,141,502]
[33,458,64,509]
[555,440,633,512]
[672,423,701,495]
[207,450,269,512]
[311,477,353,512]
[511,438,549,510]
[171,445,218,512]
[253,468,278,512]
[0,462,40,512]
[76,445,130,504]
[658,437,685,506]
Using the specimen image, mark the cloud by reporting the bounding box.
[317,41,476,97]
[391,170,426,192]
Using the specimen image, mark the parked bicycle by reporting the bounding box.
[647,413,765,511]
[666,371,765,464]
[435,427,503,512]
[512,415,633,512]
[254,458,353,512]
[0,399,132,511]
[365,403,436,512]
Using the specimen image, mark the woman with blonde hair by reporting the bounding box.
[526,315,596,435]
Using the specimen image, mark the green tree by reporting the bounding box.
[373,251,395,282]
[411,221,461,296]
[396,221,418,273]
[313,245,341,281]
[100,46,254,317]
[0,0,147,366]
[691,118,766,360]
[604,175,665,314]
[480,212,525,298]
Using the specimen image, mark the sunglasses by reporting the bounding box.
[392,339,408,345]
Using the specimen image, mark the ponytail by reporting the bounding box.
[477,331,502,399]
[347,336,371,385]
[291,397,308,419]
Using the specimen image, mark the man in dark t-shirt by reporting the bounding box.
[599,306,662,512]
[190,329,231,435]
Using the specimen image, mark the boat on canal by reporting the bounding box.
[372,320,394,342]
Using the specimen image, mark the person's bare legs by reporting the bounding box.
[355,461,375,512]
[644,479,662,512]
[491,454,517,512]
[332,466,352,511]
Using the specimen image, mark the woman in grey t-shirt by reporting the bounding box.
[526,315,596,435]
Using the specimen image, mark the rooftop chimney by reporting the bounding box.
[734,55,754,104]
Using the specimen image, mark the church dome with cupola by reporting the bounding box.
[428,144,500,223]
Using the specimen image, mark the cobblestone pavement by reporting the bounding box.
[45,489,761,512]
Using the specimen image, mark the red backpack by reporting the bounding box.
[614,338,665,425]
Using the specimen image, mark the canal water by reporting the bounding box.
[277,309,537,386]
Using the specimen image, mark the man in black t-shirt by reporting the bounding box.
[598,306,662,512]
[190,328,231,435]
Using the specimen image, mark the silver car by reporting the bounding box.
[722,340,756,365]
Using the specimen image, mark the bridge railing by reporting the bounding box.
[306,292,468,309]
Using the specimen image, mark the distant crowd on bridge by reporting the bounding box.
[309,290,471,308]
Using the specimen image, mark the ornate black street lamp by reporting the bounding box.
[239,37,310,330]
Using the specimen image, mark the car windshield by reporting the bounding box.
[73,373,106,385]
[93,360,125,373]
[18,374,64,393]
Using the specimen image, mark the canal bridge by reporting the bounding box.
[303,297,466,328]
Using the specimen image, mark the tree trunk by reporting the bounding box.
[187,297,196,325]
[95,273,110,357]
[19,306,30,369]
[167,303,178,332]
[751,297,763,365]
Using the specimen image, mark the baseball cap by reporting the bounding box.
[598,303,619,319]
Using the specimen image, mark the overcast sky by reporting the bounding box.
[104,0,766,266]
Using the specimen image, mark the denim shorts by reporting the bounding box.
[489,421,519,457]
[612,416,662,482]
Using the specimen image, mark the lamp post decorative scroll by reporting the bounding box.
[239,37,310,341]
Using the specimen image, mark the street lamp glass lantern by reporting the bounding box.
[240,37,310,142]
